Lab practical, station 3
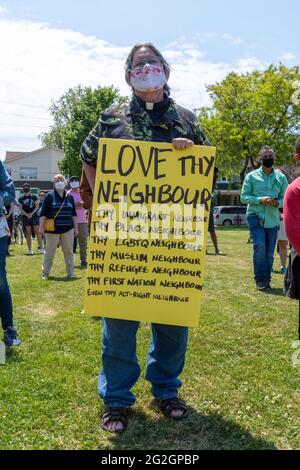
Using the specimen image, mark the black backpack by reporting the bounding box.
[284,249,300,339]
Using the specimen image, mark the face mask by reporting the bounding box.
[262,158,274,169]
[70,181,79,189]
[24,188,30,193]
[55,182,66,191]
[130,63,167,92]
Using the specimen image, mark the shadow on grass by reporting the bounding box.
[97,405,276,451]
[47,276,79,282]
[264,288,285,297]
[206,253,228,257]
[216,226,249,231]
[5,347,22,363]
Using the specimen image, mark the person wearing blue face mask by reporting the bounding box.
[241,146,288,290]
[0,160,21,347]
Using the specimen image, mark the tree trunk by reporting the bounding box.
[240,155,258,182]
[240,157,250,183]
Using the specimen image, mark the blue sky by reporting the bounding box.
[3,0,299,62]
[0,0,299,159]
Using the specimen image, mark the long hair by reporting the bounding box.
[125,43,171,96]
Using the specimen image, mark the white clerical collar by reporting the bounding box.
[146,102,154,111]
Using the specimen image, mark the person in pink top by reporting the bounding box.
[285,138,300,256]
[69,176,89,268]
[284,137,300,339]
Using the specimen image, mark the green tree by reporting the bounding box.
[197,65,300,181]
[41,85,127,177]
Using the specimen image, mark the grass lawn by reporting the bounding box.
[0,227,299,450]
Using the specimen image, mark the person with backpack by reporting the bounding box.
[19,183,44,256]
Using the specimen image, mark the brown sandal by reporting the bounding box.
[157,397,188,420]
[101,407,128,434]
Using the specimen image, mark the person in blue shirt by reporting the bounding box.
[39,174,78,280]
[241,146,288,290]
[0,161,21,346]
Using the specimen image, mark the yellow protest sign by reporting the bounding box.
[84,138,216,327]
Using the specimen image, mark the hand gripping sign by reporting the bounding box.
[84,138,216,327]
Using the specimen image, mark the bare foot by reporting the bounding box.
[170,408,186,419]
[106,420,125,433]
[101,408,128,434]
[158,398,188,420]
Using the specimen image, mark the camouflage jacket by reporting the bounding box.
[80,96,210,167]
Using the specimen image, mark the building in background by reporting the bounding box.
[215,177,242,206]
[4,146,64,199]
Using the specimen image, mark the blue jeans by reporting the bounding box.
[247,215,278,286]
[0,236,13,330]
[99,318,189,408]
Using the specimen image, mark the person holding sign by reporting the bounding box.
[80,43,210,434]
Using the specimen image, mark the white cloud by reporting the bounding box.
[280,52,297,62]
[0,19,131,160]
[0,4,8,15]
[195,32,244,45]
[0,19,266,161]
[236,57,267,70]
[166,33,244,49]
